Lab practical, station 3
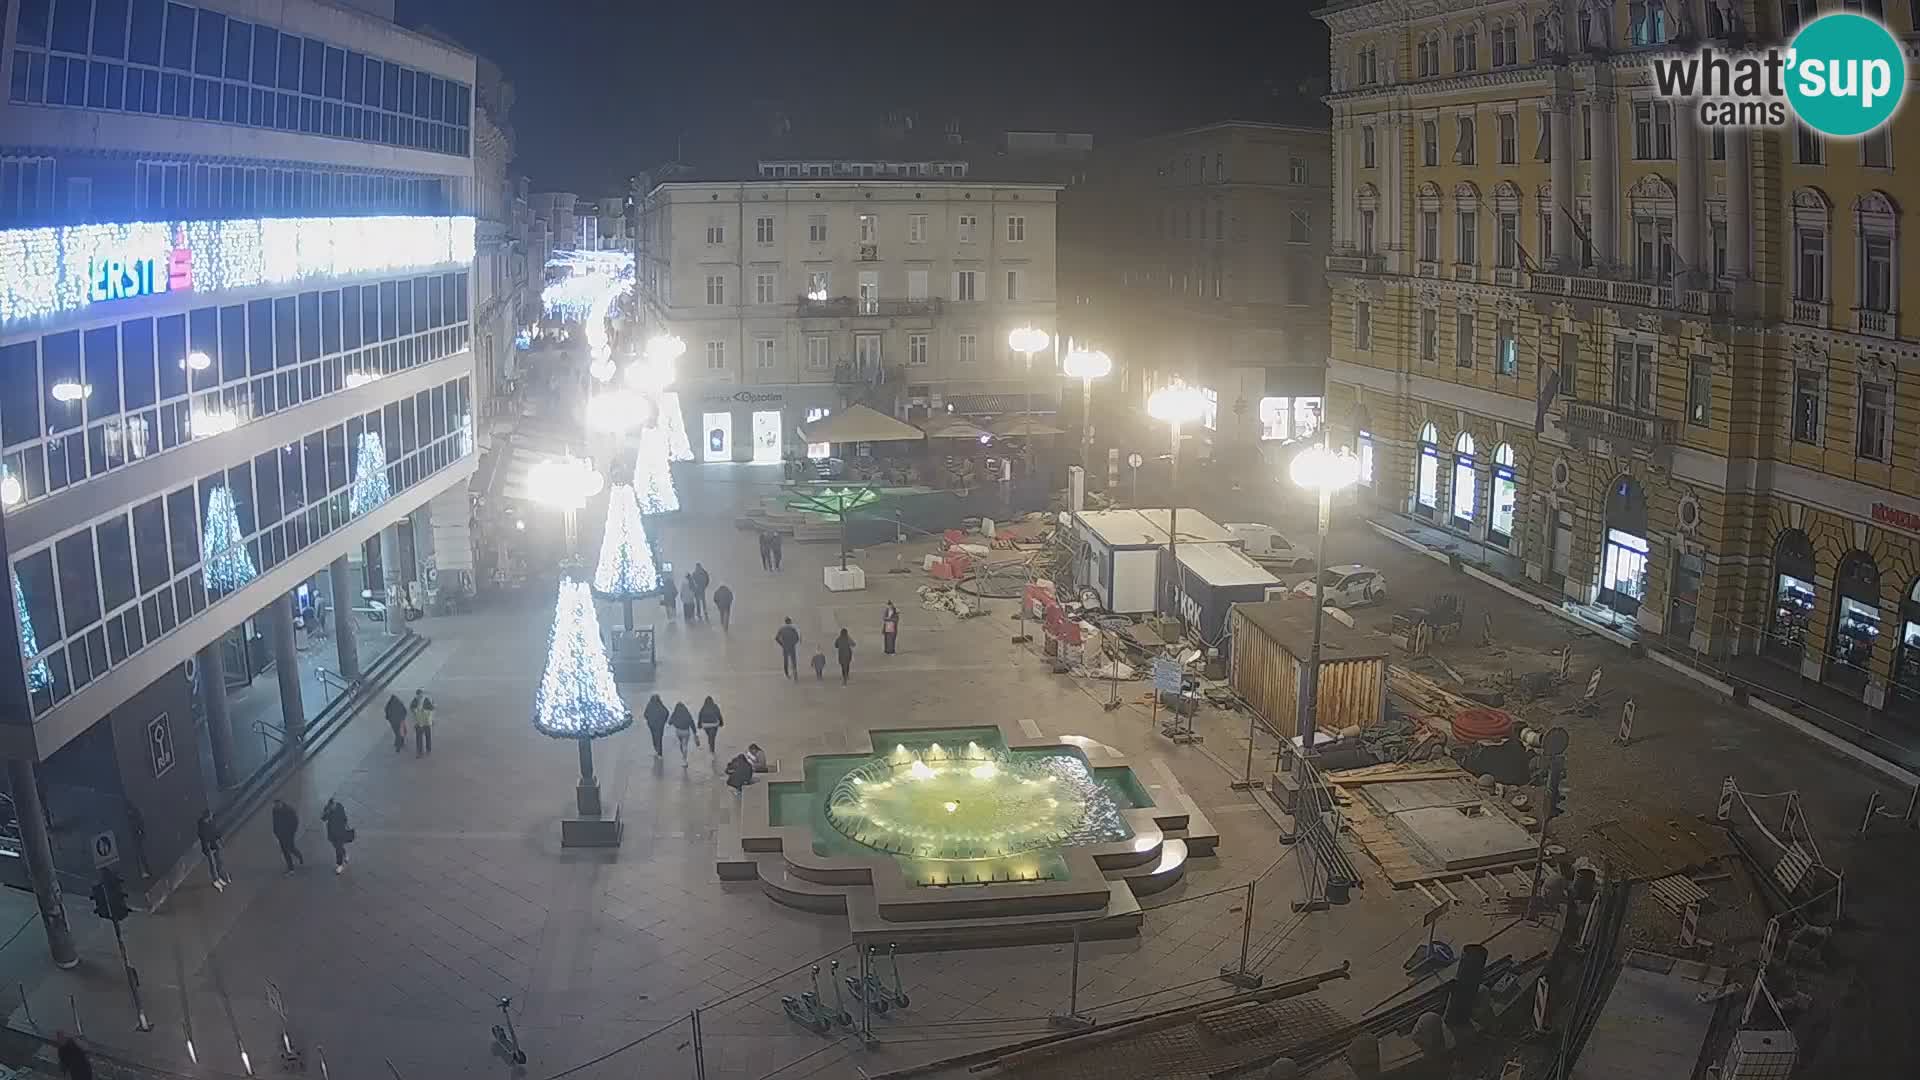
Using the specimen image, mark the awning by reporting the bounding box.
[920,417,993,440]
[989,415,1066,437]
[799,404,927,443]
[944,393,1059,415]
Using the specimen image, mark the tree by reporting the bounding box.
[201,485,257,593]
[634,426,680,514]
[11,567,49,692]
[532,579,631,740]
[348,431,391,517]
[592,484,659,628]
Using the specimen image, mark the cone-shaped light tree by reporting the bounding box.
[592,484,659,629]
[533,579,631,823]
[634,426,680,514]
[201,485,257,593]
[659,391,695,462]
[12,567,50,692]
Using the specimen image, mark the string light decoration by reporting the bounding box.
[634,425,680,514]
[348,431,392,517]
[532,579,633,739]
[592,485,660,598]
[659,391,695,462]
[201,486,257,592]
[12,567,51,693]
[541,250,633,323]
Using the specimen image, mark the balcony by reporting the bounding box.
[1854,307,1899,339]
[1677,287,1734,318]
[1492,266,1521,287]
[1563,401,1677,450]
[1416,260,1441,278]
[1528,271,1715,315]
[1789,297,1829,328]
[1451,263,1480,282]
[1326,252,1384,275]
[796,296,942,318]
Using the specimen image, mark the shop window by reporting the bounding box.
[1600,476,1650,615]
[1451,432,1477,527]
[1893,576,1920,710]
[1829,551,1882,693]
[1357,430,1375,487]
[1766,529,1816,665]
[1488,443,1517,544]
[1416,422,1439,517]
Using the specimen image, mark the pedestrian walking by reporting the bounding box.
[414,696,435,756]
[771,532,785,571]
[697,695,724,753]
[56,1033,92,1080]
[270,799,304,874]
[882,601,900,655]
[682,572,698,621]
[669,701,696,764]
[691,562,711,619]
[196,810,229,891]
[775,617,801,679]
[834,628,856,685]
[321,797,354,873]
[713,584,734,630]
[759,532,774,571]
[660,574,679,619]
[811,650,827,681]
[643,694,670,757]
[384,693,407,752]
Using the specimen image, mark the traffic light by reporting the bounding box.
[1545,758,1566,822]
[91,869,130,922]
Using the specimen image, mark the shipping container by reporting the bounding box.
[1229,600,1388,737]
[1070,508,1238,614]
[1167,542,1280,644]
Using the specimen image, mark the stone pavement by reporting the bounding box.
[0,464,1555,1080]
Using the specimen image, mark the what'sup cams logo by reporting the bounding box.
[1650,12,1906,137]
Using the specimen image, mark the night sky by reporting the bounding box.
[396,0,1329,195]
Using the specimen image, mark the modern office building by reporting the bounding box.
[1061,121,1331,462]
[0,0,479,961]
[633,154,1061,463]
[1314,0,1920,726]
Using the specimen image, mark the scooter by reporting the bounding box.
[846,949,891,1015]
[827,959,854,1027]
[490,996,527,1065]
[881,943,911,1009]
[780,966,833,1034]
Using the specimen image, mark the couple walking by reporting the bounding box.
[774,619,861,683]
[643,694,723,764]
[758,531,785,571]
[383,691,436,756]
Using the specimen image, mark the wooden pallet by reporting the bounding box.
[1647,873,1710,915]
[1578,817,1732,882]
[1334,784,1536,890]
[1323,761,1473,786]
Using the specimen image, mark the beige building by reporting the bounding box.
[1316,0,1920,726]
[1064,121,1331,459]
[634,158,1061,463]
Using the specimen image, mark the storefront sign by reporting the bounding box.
[89,254,169,302]
[707,390,785,405]
[1871,502,1920,533]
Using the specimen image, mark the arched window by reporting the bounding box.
[1627,174,1677,282]
[1853,191,1898,327]
[1451,432,1477,525]
[1416,422,1440,516]
[1356,183,1381,255]
[1766,529,1817,664]
[1417,182,1443,260]
[1829,551,1883,693]
[1894,576,1920,708]
[1489,444,1518,544]
[1790,187,1833,310]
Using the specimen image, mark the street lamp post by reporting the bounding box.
[529,453,605,569]
[1061,347,1112,472]
[1146,382,1207,630]
[1008,327,1052,423]
[1288,442,1361,751]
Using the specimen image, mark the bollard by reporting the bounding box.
[16,984,33,1032]
[1219,881,1264,989]
[690,1008,706,1080]
[1049,924,1092,1030]
[69,993,82,1038]
[315,1044,330,1080]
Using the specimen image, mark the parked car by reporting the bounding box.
[1291,564,1388,608]
[1223,523,1317,572]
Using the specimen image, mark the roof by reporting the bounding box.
[1174,543,1279,589]
[1232,600,1391,661]
[799,404,926,444]
[1073,509,1237,548]
[989,415,1067,437]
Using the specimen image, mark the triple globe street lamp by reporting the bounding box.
[1289,442,1362,749]
[1145,381,1208,627]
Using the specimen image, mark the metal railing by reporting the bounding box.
[1562,401,1678,448]
[796,296,941,318]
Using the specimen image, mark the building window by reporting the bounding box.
[1358,209,1377,254]
[1495,319,1518,375]
[909,213,927,242]
[1006,215,1026,242]
[1358,430,1375,486]
[1497,212,1519,268]
[705,340,727,372]
[908,333,928,366]
[1861,233,1894,312]
[1420,211,1440,261]
[1633,102,1673,159]
[1712,220,1728,279]
[1863,129,1891,168]
[1417,35,1440,77]
[1455,116,1476,164]
[1581,210,1595,268]
[1796,124,1824,165]
[1354,301,1373,351]
[1795,227,1827,301]
[705,274,726,305]
[753,337,776,371]
[1687,356,1711,425]
[1792,368,1823,444]
[1417,423,1440,512]
[1289,156,1309,183]
[956,333,978,363]
[806,335,830,370]
[1456,210,1478,265]
[1858,382,1892,461]
[754,272,776,304]
[1539,208,1555,263]
[805,270,830,302]
[1536,109,1552,161]
[1422,120,1438,167]
[954,271,977,301]
[705,219,725,245]
[1362,125,1376,169]
[1614,341,1655,413]
[957,214,977,243]
[1289,210,1311,244]
[755,215,775,244]
[1497,113,1517,164]
[1534,15,1552,57]
[1421,308,1439,361]
[1635,218,1676,281]
[807,213,827,243]
[1005,270,1021,301]
[1453,28,1478,72]
[1492,20,1518,66]
[1490,444,1517,541]
[1455,312,1475,368]
[1581,104,1593,160]
[1629,1,1670,45]
[1452,432,1477,524]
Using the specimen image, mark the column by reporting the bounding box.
[197,641,236,789]
[329,555,361,680]
[1726,128,1752,279]
[267,593,305,744]
[1588,90,1618,266]
[1676,108,1704,284]
[379,524,403,636]
[1550,91,1575,266]
[1331,111,1349,250]
[5,759,77,968]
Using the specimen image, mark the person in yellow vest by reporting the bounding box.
[414,696,435,756]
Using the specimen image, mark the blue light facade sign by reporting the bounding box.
[88,255,169,303]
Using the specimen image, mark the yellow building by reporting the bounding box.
[1315,0,1920,722]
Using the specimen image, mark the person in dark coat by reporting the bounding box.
[384,693,407,752]
[196,810,229,891]
[642,694,670,757]
[271,799,303,873]
[697,696,724,753]
[713,584,734,630]
[56,1033,92,1080]
[682,573,698,621]
[834,628,856,685]
[759,532,774,571]
[668,701,696,764]
[321,797,353,874]
[690,563,711,619]
[811,649,827,681]
[775,618,801,679]
[725,753,755,791]
[659,574,678,619]
[770,532,785,570]
[882,602,900,655]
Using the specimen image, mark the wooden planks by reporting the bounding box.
[1647,874,1709,915]
[1578,817,1732,882]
